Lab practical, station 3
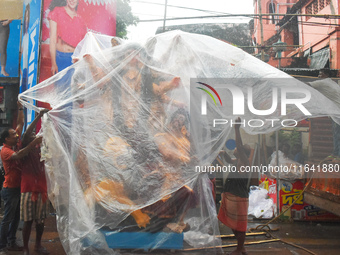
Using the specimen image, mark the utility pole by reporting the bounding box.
[257,0,271,207]
[258,0,280,216]
[163,0,168,32]
[258,0,265,61]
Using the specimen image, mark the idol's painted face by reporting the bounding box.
[67,0,78,10]
[171,114,186,131]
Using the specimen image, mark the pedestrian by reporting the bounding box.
[20,109,50,255]
[0,104,43,254]
[218,117,251,255]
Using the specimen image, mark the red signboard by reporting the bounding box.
[260,175,339,220]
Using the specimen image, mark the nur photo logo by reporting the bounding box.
[196,82,223,115]
[193,79,313,128]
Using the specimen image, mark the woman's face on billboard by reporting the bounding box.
[67,0,78,10]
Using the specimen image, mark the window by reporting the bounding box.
[306,2,312,20]
[268,2,276,24]
[319,0,324,10]
[306,0,326,20]
[313,0,319,14]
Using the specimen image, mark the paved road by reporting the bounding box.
[4,215,340,255]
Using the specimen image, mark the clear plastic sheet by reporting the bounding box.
[18,31,340,254]
[309,78,340,124]
[268,151,305,180]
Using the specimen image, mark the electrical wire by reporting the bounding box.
[253,16,337,26]
[132,12,174,18]
[130,0,236,16]
[130,0,339,29]
[132,4,337,28]
[139,13,340,22]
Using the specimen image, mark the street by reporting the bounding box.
[4,215,339,255]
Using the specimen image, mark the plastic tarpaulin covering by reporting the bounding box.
[309,48,329,70]
[19,31,340,254]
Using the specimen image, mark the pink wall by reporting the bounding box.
[299,3,338,52]
[298,0,340,69]
[253,0,298,48]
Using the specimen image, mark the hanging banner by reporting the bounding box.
[39,0,116,83]
[19,0,43,126]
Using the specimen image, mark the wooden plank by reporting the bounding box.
[182,239,280,251]
[218,232,267,238]
[306,187,340,203]
[304,192,340,216]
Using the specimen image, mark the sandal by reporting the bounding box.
[34,246,50,255]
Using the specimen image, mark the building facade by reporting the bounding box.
[253,0,340,75]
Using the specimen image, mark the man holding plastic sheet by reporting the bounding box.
[20,109,49,255]
[0,104,43,254]
[218,117,251,255]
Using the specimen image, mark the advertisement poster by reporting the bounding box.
[39,0,116,83]
[19,0,43,126]
[280,180,339,221]
[0,0,23,21]
[0,19,21,77]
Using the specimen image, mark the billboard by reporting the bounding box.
[39,0,116,82]
[19,0,43,126]
[0,0,24,20]
[0,19,21,77]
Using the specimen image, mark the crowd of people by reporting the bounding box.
[0,103,49,255]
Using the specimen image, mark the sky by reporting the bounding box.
[127,0,255,43]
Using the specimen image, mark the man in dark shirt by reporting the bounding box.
[218,117,251,255]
